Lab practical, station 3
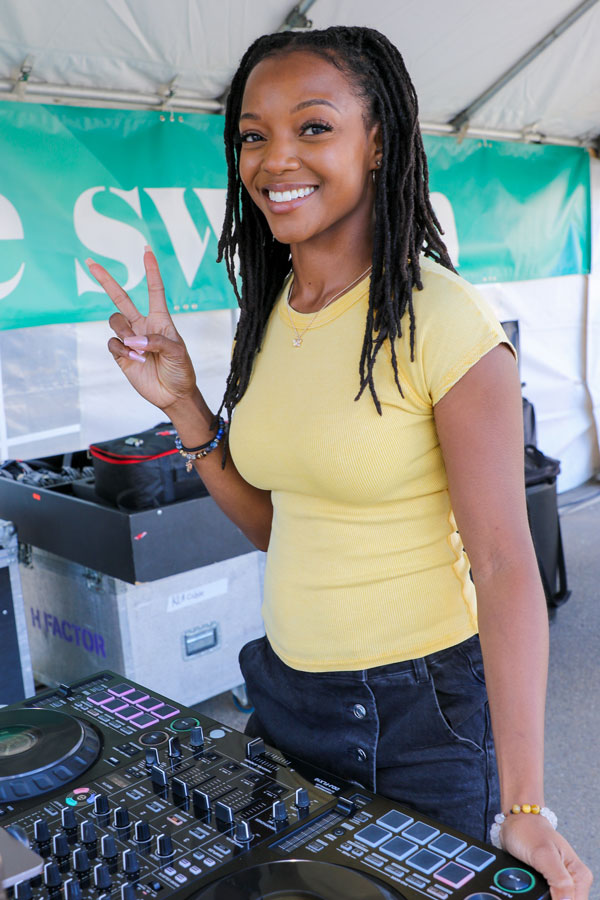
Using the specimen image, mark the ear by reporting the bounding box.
[368,122,383,171]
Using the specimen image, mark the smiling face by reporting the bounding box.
[238,50,380,250]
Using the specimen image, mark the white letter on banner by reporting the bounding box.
[430,193,460,267]
[144,188,211,288]
[74,187,146,295]
[0,194,25,300]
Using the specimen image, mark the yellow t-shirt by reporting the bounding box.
[228,256,514,672]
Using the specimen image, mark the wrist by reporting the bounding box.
[163,389,216,443]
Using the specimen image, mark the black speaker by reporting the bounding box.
[525,480,570,612]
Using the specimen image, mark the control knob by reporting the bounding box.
[121,885,136,900]
[93,863,112,891]
[33,818,50,844]
[113,805,130,828]
[80,820,97,846]
[156,834,175,858]
[43,862,62,890]
[52,833,69,860]
[100,834,118,861]
[72,847,91,875]
[122,849,140,878]
[272,800,288,823]
[167,735,182,758]
[63,878,82,900]
[61,807,77,832]
[234,820,253,843]
[295,788,310,809]
[14,881,33,900]
[145,746,159,768]
[189,725,204,748]
[134,820,151,843]
[93,794,109,816]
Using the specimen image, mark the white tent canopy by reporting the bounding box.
[1,0,599,145]
[0,0,599,491]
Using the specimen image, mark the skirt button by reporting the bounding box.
[353,704,367,719]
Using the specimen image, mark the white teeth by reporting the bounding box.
[268,186,316,203]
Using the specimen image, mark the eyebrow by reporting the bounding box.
[239,98,340,121]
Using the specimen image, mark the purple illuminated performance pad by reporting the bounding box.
[151,703,179,719]
[98,696,129,713]
[434,861,476,888]
[128,712,159,728]
[88,691,113,705]
[108,683,137,697]
[115,705,144,721]
[135,696,170,712]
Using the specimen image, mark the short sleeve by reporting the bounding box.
[413,262,517,406]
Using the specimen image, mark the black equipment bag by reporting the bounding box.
[522,396,537,447]
[89,423,208,511]
[524,444,571,611]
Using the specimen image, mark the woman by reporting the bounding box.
[87,26,591,898]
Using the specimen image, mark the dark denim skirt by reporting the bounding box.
[239,633,499,842]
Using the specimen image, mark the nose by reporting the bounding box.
[261,136,301,175]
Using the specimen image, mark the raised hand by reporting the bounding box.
[86,247,198,413]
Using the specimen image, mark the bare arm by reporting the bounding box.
[434,344,591,900]
[87,249,273,551]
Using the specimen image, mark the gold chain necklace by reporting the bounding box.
[285,264,373,348]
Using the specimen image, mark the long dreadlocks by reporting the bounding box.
[217,25,454,424]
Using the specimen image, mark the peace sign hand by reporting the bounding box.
[86,247,198,414]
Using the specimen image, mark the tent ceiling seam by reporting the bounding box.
[448,0,600,133]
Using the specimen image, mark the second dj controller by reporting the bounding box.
[0,671,549,900]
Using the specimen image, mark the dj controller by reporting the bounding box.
[0,671,549,900]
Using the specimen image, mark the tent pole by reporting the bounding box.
[449,0,600,132]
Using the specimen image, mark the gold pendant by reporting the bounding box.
[293,336,302,348]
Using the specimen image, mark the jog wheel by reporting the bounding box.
[0,708,101,803]
[195,859,405,899]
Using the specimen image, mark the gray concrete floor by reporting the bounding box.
[195,483,600,893]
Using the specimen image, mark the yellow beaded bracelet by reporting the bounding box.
[490,805,558,848]
[511,804,541,815]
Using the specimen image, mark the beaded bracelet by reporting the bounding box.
[489,805,558,849]
[175,417,227,471]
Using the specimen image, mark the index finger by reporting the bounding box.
[144,246,170,315]
[86,258,144,326]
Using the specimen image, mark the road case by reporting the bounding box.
[0,520,34,705]
[18,545,265,706]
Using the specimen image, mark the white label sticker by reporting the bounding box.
[166,578,228,612]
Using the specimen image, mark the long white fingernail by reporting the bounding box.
[144,244,152,253]
[128,351,146,363]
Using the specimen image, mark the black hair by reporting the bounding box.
[217,25,454,425]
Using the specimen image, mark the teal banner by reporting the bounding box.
[0,103,231,330]
[0,103,592,330]
[424,135,591,284]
